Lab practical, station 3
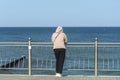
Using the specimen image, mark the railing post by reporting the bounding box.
[95,37,98,76]
[28,38,32,76]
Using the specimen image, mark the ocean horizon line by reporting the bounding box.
[0,26,120,28]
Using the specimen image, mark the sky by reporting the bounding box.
[0,0,120,27]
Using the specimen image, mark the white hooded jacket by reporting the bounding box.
[51,26,67,49]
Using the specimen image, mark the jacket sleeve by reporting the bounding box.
[51,33,55,43]
[64,33,67,44]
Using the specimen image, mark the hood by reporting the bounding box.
[55,26,63,33]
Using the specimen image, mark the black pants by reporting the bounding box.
[54,49,66,74]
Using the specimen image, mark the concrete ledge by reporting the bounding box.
[0,75,120,80]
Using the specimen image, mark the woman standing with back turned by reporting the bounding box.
[51,26,67,77]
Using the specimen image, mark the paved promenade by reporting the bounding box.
[0,75,120,80]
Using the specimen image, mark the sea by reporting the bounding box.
[0,27,120,42]
[0,27,120,76]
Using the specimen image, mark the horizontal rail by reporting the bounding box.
[0,42,120,45]
[0,42,28,45]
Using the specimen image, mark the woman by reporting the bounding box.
[51,26,67,77]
